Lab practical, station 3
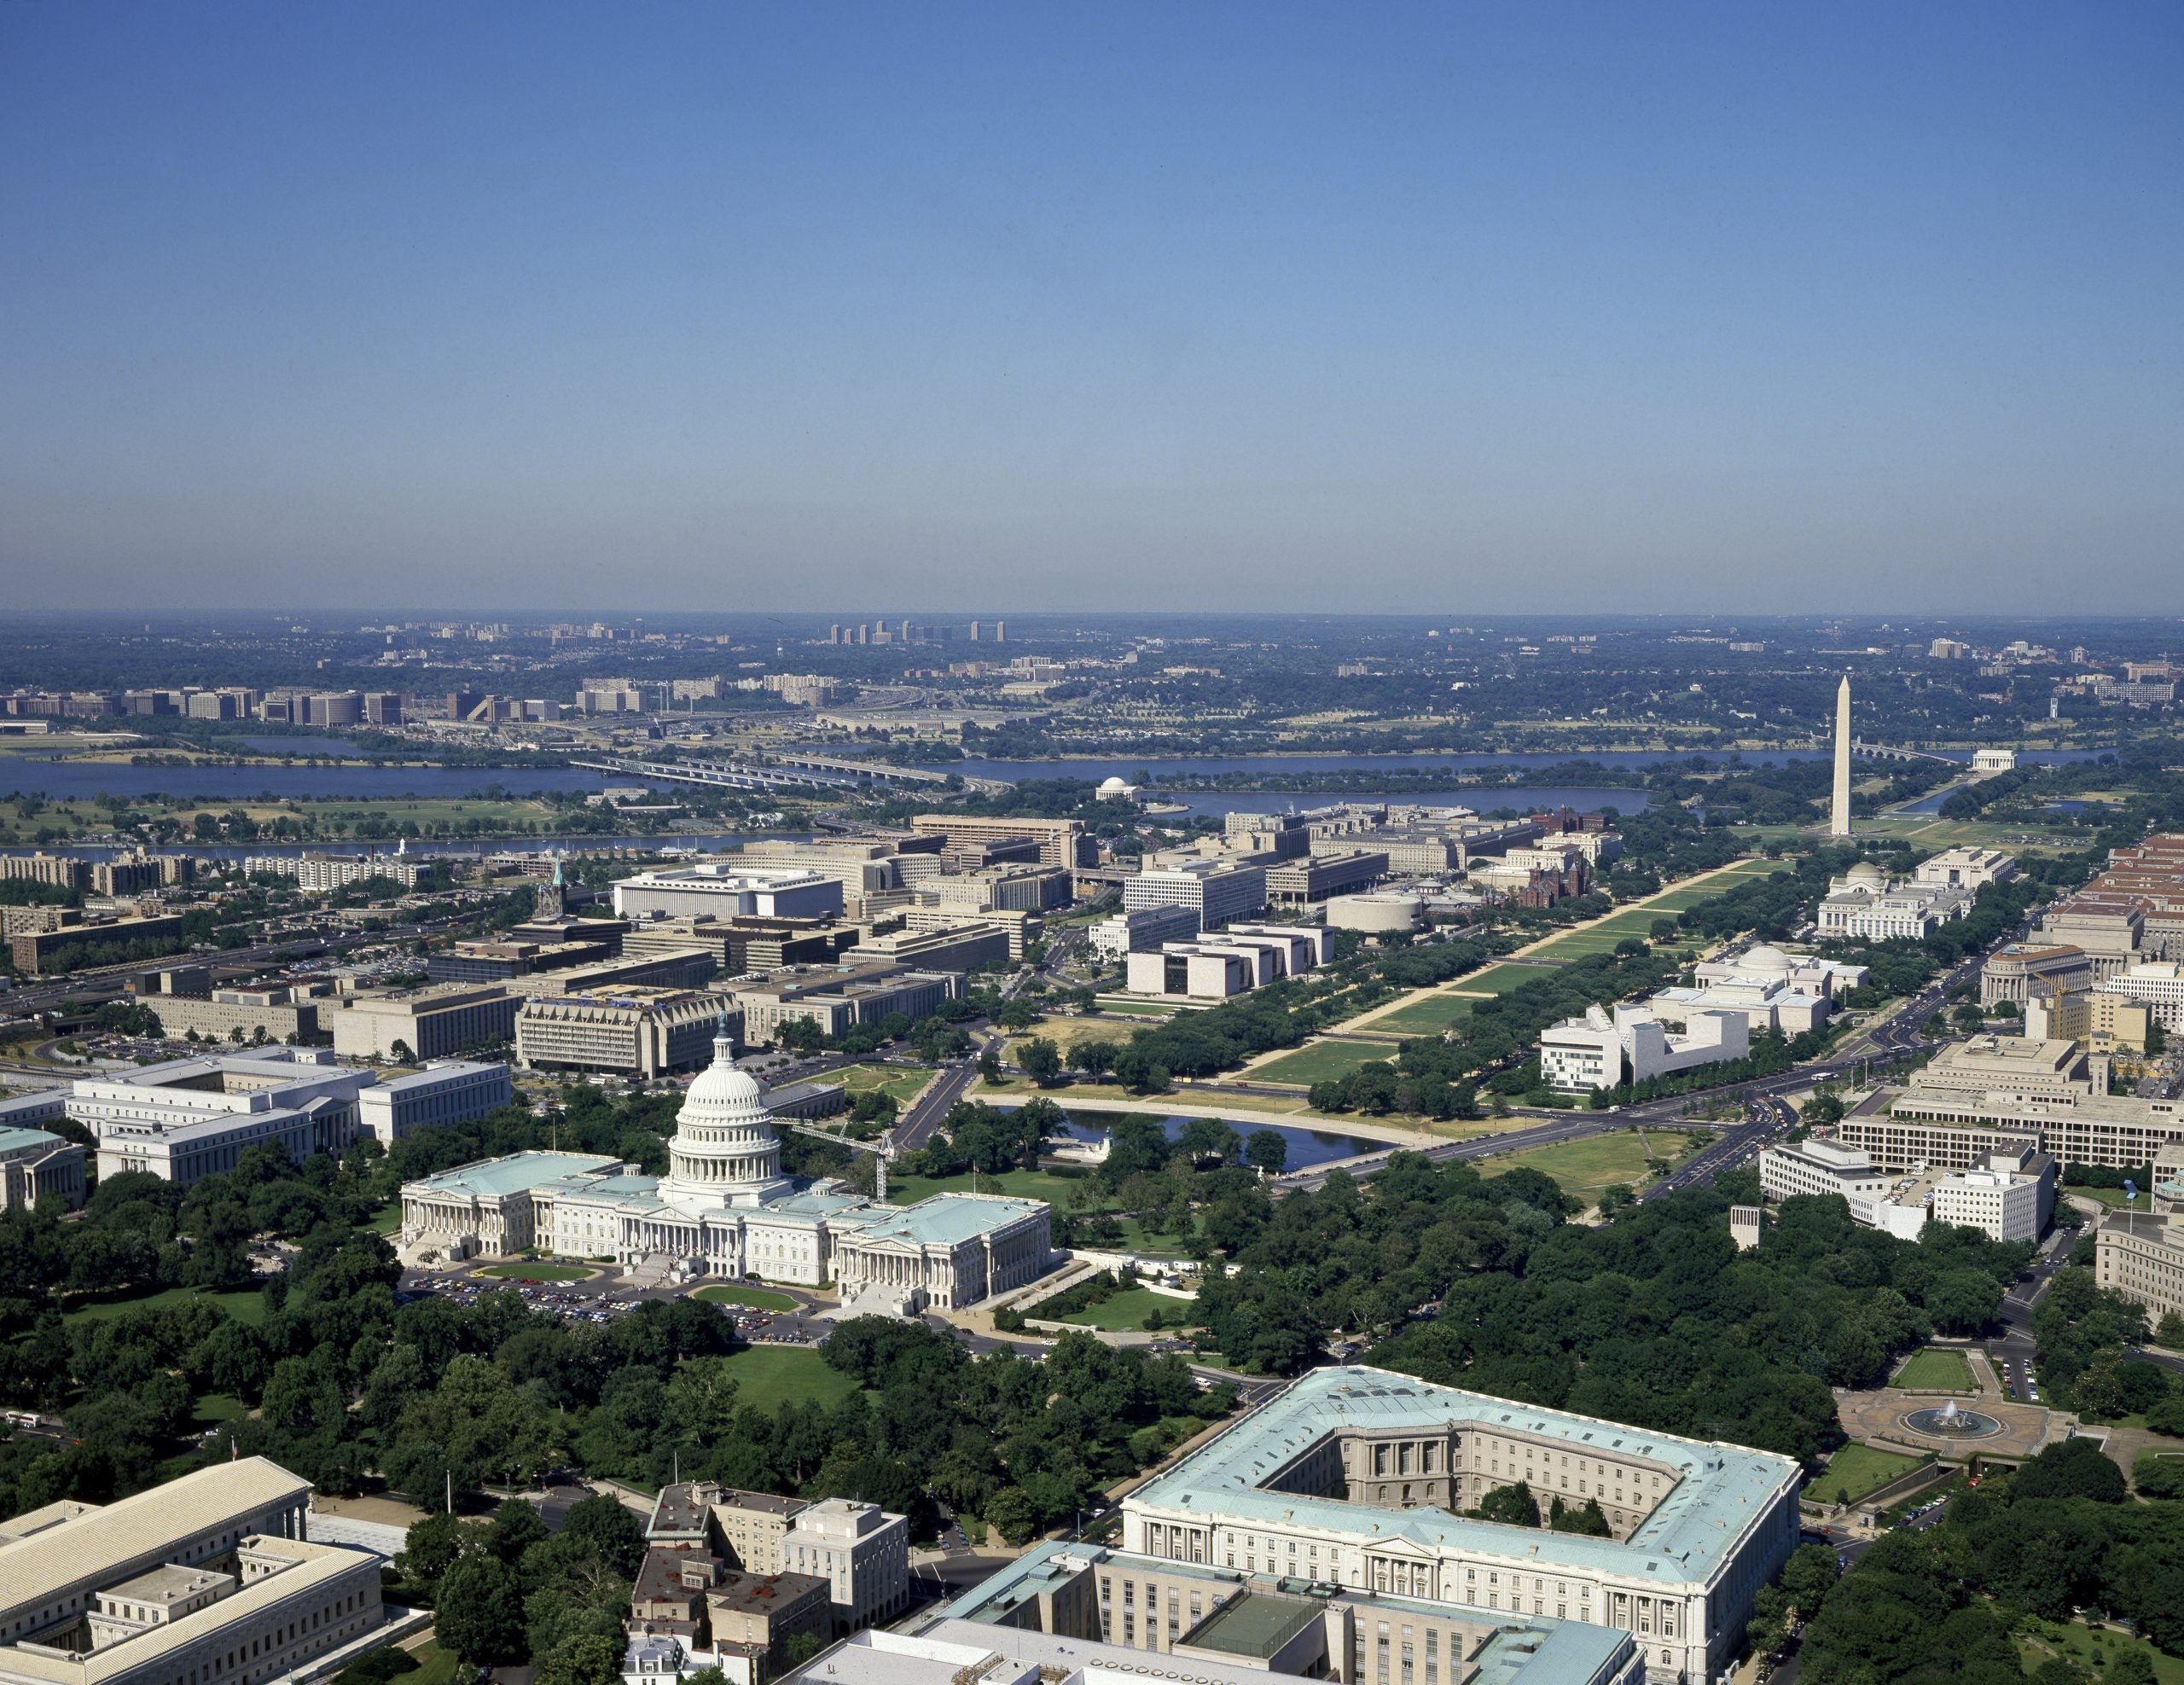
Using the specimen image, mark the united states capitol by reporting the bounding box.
[394,1016,1050,1315]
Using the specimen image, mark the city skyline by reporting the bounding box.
[4,2,2181,614]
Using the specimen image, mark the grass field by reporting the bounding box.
[387,1638,464,1685]
[1046,1287,1201,1331]
[888,1164,1102,1207]
[1891,1349,1978,1392]
[367,1202,404,1234]
[838,1063,934,1107]
[1250,1041,1396,1087]
[1475,1130,1697,1204]
[691,1284,799,1311]
[477,1261,595,1283]
[723,1345,863,1414]
[192,1393,248,1426]
[2064,1183,2147,1211]
[1365,993,1477,1036]
[1448,962,1556,996]
[65,1285,266,1325]
[1814,1444,1929,1504]
[2018,1618,2184,1685]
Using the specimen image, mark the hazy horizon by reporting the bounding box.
[5,3,2181,614]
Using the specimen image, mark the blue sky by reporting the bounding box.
[3,3,2179,613]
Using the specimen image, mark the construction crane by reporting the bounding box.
[780,1120,893,1200]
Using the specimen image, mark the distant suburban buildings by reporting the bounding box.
[0,1457,385,1685]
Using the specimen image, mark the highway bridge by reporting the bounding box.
[572,754,1012,797]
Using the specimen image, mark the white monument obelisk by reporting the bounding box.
[1830,674,1853,836]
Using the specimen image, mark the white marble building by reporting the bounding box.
[398,1023,1051,1311]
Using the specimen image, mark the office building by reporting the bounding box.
[1815,863,1973,940]
[0,1457,383,1685]
[2100,962,2184,1034]
[69,1050,368,1185]
[0,1124,86,1212]
[11,914,187,976]
[619,915,861,974]
[909,815,1093,870]
[328,985,523,1060]
[1837,1034,2184,1171]
[1265,851,1387,909]
[781,1500,913,1636]
[1759,1137,2051,1242]
[614,863,845,923]
[843,921,1010,973]
[354,1059,514,1144]
[1090,904,1209,961]
[398,1026,1050,1310]
[0,906,81,937]
[141,985,324,1047]
[515,989,731,1078]
[1757,1138,1893,1206]
[241,852,426,892]
[1981,944,2094,1007]
[1123,860,1268,931]
[1114,1365,1798,1684]
[902,905,1043,960]
[424,936,619,983]
[0,852,91,892]
[725,967,964,1046]
[66,1047,508,1186]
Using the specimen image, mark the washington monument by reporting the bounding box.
[1830,674,1853,836]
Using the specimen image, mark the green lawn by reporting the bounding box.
[1813,1443,1929,1504]
[1368,993,1477,1036]
[1250,1040,1395,1087]
[65,1285,266,1326]
[1449,962,1557,996]
[723,1345,864,1414]
[1891,1348,1978,1392]
[477,1261,595,1283]
[888,1165,1101,1206]
[367,1202,404,1234]
[192,1392,249,1426]
[1046,1286,1201,1331]
[1476,1130,1697,1204]
[2064,1183,2147,1211]
[2018,1618,2184,1685]
[691,1284,799,1312]
[839,1062,935,1107]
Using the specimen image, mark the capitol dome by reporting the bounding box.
[663,1024,786,1203]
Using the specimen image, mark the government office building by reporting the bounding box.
[1113,1368,1800,1685]
[0,1458,384,1685]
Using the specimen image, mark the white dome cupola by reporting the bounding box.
[661,1016,791,1206]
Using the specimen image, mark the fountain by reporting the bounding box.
[1901,1394,2001,1439]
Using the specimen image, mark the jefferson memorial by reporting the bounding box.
[397,1019,1051,1314]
